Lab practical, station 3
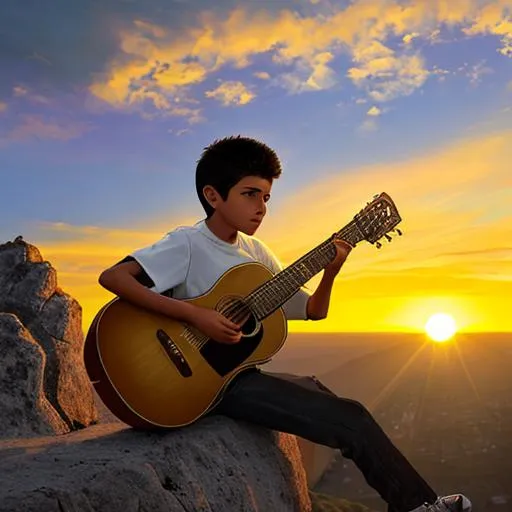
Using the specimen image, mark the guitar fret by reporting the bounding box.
[251,228,350,321]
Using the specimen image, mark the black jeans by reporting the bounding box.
[212,368,437,512]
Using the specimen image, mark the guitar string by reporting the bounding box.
[245,205,386,306]
[190,203,392,348]
[188,201,394,349]
[229,202,394,326]
[189,223,357,348]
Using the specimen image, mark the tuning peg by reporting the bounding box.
[373,194,379,199]
[384,234,392,242]
[376,241,382,249]
[395,228,403,236]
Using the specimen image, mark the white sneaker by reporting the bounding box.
[410,494,472,512]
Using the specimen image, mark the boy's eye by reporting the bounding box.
[243,191,271,202]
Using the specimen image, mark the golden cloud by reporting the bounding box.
[402,32,420,44]
[463,0,512,56]
[205,81,255,106]
[366,105,382,116]
[278,51,337,93]
[89,1,511,118]
[348,41,429,101]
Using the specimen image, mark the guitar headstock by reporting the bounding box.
[353,192,402,248]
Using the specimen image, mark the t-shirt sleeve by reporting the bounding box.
[253,238,312,321]
[129,229,191,294]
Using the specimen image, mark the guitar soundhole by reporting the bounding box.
[199,296,263,377]
[241,314,257,336]
[217,296,259,337]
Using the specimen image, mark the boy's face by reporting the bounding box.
[206,176,272,235]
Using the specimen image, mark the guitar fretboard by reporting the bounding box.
[245,219,363,321]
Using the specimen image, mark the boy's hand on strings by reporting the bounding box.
[189,306,242,344]
[324,238,353,277]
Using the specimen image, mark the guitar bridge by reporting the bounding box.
[156,329,192,377]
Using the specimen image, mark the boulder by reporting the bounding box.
[0,416,312,512]
[0,237,314,511]
[0,238,97,438]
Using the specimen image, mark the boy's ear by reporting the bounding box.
[202,185,221,208]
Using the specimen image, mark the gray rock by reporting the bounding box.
[0,417,312,512]
[0,238,313,511]
[0,238,97,438]
[0,314,68,437]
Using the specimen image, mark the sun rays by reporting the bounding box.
[368,331,485,424]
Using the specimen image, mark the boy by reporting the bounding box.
[98,136,471,512]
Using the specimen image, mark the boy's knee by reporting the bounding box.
[335,396,374,425]
[350,399,376,426]
[309,375,336,395]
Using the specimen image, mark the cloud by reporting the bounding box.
[128,87,205,122]
[358,118,379,133]
[463,0,512,57]
[1,116,92,143]
[359,105,383,131]
[366,105,382,116]
[402,32,420,44]
[0,102,7,113]
[277,51,337,94]
[12,85,51,104]
[205,80,255,106]
[459,60,494,85]
[254,71,271,80]
[431,65,451,82]
[168,127,191,136]
[347,41,429,102]
[13,86,28,97]
[88,1,512,117]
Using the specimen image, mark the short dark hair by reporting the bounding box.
[195,135,282,218]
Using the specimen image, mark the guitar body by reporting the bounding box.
[84,262,287,429]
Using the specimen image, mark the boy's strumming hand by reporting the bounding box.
[187,305,242,344]
[324,238,353,277]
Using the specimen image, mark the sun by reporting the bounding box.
[425,313,457,342]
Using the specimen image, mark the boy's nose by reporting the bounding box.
[257,199,267,212]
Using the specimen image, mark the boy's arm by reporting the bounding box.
[306,239,353,320]
[306,271,336,320]
[98,261,195,323]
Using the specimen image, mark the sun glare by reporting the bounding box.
[425,313,457,342]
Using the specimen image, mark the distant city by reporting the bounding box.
[265,332,512,512]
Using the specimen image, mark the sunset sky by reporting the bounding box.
[1,0,511,334]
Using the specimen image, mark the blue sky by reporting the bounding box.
[1,0,511,332]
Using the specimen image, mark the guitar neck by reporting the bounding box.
[246,219,362,321]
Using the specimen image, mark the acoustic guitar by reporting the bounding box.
[84,192,402,429]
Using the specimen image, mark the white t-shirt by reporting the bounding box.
[130,219,312,321]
